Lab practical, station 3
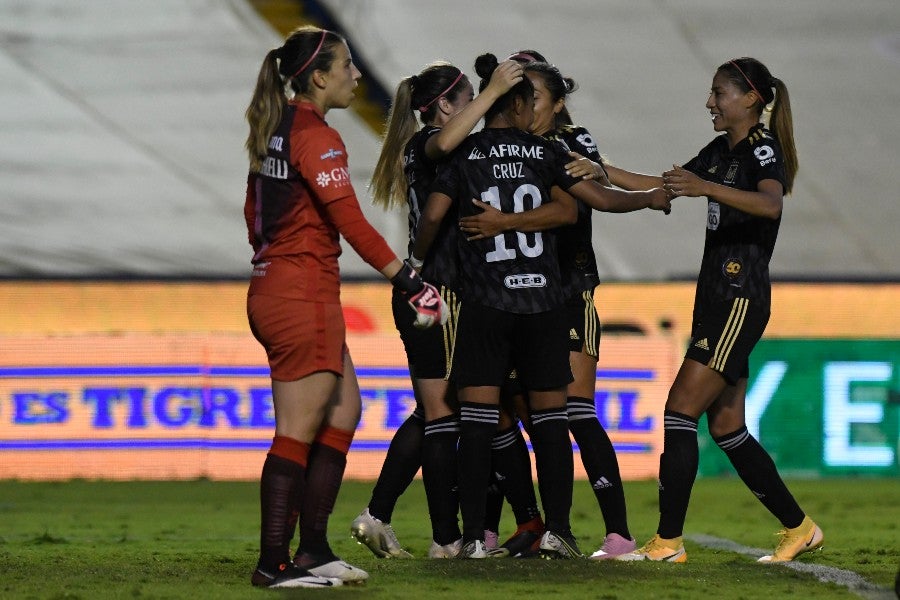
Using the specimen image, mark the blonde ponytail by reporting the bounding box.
[370,76,418,210]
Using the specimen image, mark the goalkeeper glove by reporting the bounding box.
[390,260,448,329]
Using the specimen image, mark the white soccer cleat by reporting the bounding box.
[428,538,463,559]
[350,508,413,558]
[306,559,368,584]
[457,539,488,559]
[251,563,339,588]
[539,530,584,559]
[455,539,510,559]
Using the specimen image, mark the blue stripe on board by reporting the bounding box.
[0,366,205,378]
[0,439,270,450]
[0,438,652,453]
[0,366,654,380]
[596,369,655,380]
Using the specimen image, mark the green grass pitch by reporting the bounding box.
[0,478,896,599]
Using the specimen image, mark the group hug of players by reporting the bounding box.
[244,26,821,589]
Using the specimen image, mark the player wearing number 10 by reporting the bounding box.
[413,53,668,559]
[354,59,524,559]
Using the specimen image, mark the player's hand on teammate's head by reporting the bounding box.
[487,60,525,95]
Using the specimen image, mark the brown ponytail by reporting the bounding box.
[244,27,342,173]
[244,49,284,173]
[769,78,797,194]
[721,58,798,195]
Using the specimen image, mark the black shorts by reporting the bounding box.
[392,286,460,380]
[685,297,769,385]
[451,303,573,391]
[563,289,601,357]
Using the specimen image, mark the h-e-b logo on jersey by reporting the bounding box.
[504,273,547,289]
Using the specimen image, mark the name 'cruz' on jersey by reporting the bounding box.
[432,127,580,315]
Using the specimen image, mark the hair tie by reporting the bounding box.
[418,71,464,112]
[291,30,328,79]
[729,60,767,105]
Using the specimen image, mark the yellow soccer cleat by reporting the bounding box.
[615,534,687,563]
[758,516,824,563]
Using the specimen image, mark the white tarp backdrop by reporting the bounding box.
[1,0,898,279]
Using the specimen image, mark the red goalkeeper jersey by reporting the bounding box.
[244,101,394,302]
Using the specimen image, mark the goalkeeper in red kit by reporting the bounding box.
[243,25,446,589]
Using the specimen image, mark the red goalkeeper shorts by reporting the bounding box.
[247,294,346,381]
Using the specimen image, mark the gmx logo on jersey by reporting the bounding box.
[504,273,547,289]
[468,147,486,160]
[315,166,350,188]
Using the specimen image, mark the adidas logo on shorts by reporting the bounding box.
[569,328,580,341]
[693,338,710,351]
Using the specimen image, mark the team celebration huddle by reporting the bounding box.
[242,25,823,588]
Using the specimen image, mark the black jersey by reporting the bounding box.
[432,127,581,314]
[683,124,786,312]
[404,126,459,288]
[544,124,601,298]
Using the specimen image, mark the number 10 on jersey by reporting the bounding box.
[481,185,545,263]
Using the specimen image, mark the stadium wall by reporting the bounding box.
[1,281,897,480]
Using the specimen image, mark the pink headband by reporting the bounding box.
[291,30,328,79]
[418,71,464,112]
[729,60,766,105]
[507,52,537,62]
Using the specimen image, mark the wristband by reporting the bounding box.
[390,260,425,295]
[408,255,424,270]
